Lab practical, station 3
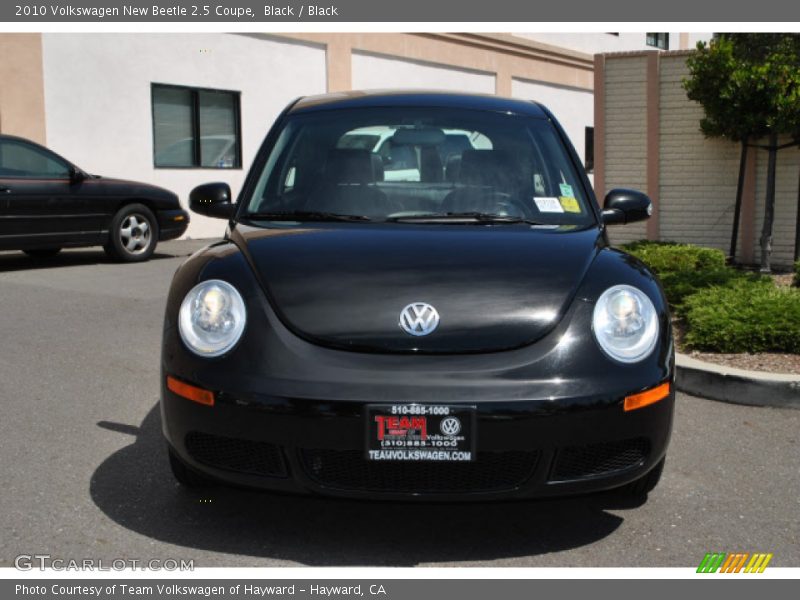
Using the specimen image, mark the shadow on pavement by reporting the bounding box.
[91,403,635,566]
[0,249,176,273]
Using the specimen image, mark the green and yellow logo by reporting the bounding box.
[697,552,773,573]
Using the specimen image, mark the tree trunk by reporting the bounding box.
[759,132,779,273]
[729,138,748,262]
[795,160,800,262]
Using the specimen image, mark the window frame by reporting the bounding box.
[150,82,243,170]
[584,126,594,174]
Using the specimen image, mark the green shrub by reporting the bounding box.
[794,260,800,287]
[620,240,764,313]
[621,240,726,273]
[683,282,800,353]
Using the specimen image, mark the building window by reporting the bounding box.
[584,127,594,173]
[152,83,241,169]
[646,33,669,50]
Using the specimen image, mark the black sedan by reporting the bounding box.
[0,134,189,261]
[161,91,674,501]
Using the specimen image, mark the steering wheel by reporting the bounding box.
[481,192,529,218]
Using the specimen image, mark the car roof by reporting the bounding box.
[0,133,36,142]
[289,90,549,118]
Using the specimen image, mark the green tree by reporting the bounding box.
[683,34,800,272]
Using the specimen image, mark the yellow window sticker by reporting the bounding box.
[559,196,581,213]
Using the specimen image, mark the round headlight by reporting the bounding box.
[178,279,246,357]
[592,284,659,363]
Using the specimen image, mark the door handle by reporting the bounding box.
[0,186,11,193]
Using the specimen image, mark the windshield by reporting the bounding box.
[245,107,595,225]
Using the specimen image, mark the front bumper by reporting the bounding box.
[157,209,190,241]
[162,374,674,501]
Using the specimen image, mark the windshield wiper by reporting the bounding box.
[243,211,372,222]
[386,212,544,225]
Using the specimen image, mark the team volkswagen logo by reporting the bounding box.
[440,416,461,436]
[399,302,440,337]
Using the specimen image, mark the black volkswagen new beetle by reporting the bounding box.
[161,91,674,501]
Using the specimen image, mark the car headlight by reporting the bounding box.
[178,279,246,357]
[592,284,659,363]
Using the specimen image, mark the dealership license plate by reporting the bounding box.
[366,404,476,462]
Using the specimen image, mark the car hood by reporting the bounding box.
[87,175,180,205]
[232,222,602,353]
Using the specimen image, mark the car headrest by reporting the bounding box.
[458,150,511,188]
[445,155,462,183]
[324,149,378,184]
[370,153,385,182]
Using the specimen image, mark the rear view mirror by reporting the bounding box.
[602,189,652,225]
[189,182,236,219]
[391,128,446,146]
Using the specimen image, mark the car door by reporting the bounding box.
[0,137,96,249]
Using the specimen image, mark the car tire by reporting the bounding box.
[168,446,215,488]
[23,248,62,258]
[619,457,665,497]
[104,203,158,262]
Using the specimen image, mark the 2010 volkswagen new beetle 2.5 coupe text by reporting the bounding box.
[161,91,674,501]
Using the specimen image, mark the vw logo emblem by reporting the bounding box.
[440,417,461,436]
[399,302,440,337]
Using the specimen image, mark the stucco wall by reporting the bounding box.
[0,34,47,143]
[40,33,327,239]
[602,55,649,245]
[351,51,496,94]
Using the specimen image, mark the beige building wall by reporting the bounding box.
[351,51,496,94]
[601,55,649,245]
[0,33,47,143]
[599,50,799,269]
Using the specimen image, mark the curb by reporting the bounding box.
[676,353,800,409]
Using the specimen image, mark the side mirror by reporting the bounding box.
[69,167,87,183]
[189,182,236,219]
[602,189,652,225]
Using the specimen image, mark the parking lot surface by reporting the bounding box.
[1,241,798,568]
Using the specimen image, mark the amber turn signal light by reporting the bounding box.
[166,375,215,406]
[624,382,670,412]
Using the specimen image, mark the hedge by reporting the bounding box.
[683,281,800,353]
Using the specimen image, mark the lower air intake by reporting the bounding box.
[185,432,287,478]
[551,438,650,481]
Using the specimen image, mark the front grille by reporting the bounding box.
[550,438,649,481]
[185,432,287,478]
[300,449,539,493]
